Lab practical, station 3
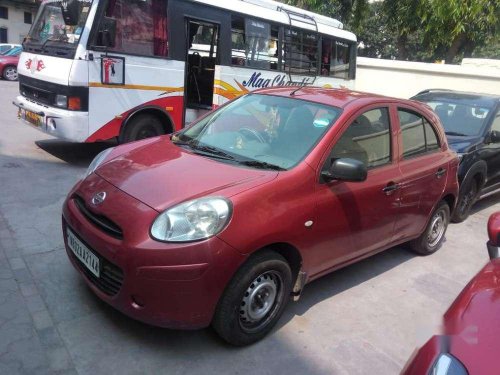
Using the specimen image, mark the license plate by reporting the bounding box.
[67,229,100,278]
[18,108,42,127]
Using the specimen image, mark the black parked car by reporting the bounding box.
[412,89,500,222]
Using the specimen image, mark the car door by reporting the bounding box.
[394,107,448,242]
[310,105,402,275]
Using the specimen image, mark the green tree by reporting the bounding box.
[420,0,500,63]
[284,0,368,27]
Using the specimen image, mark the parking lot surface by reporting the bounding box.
[0,79,498,374]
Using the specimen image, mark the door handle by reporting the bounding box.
[382,182,400,195]
[436,168,446,178]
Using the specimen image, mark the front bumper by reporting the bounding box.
[62,174,246,329]
[13,95,89,142]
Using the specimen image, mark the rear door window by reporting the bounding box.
[399,109,441,159]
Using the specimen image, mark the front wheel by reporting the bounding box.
[212,251,292,346]
[410,201,450,255]
[3,66,18,81]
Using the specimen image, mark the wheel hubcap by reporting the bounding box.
[5,68,17,80]
[239,271,282,332]
[427,211,446,247]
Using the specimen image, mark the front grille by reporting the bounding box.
[65,223,124,297]
[20,83,54,106]
[74,196,123,240]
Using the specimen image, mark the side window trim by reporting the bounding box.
[398,107,442,160]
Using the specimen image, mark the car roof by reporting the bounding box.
[254,86,399,109]
[413,89,500,107]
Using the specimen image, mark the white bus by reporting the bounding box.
[14,0,357,143]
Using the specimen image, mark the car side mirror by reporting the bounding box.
[490,130,500,144]
[97,17,116,48]
[487,212,500,259]
[322,158,367,183]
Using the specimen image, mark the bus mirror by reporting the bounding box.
[60,0,80,26]
[98,17,117,48]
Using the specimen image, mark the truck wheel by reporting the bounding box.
[452,178,478,223]
[3,66,18,81]
[121,114,165,143]
[212,251,292,346]
[410,201,450,256]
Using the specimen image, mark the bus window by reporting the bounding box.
[99,0,168,57]
[283,28,318,75]
[320,37,352,80]
[231,16,278,70]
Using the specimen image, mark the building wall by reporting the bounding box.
[355,57,500,99]
[0,0,37,44]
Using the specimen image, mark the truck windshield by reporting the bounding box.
[24,0,93,58]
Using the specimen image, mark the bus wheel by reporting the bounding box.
[121,114,165,143]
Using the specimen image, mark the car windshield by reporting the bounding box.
[174,94,341,170]
[3,47,22,56]
[425,100,493,137]
[24,0,93,58]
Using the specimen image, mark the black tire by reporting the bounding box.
[410,201,450,255]
[452,178,478,223]
[121,114,165,143]
[212,251,293,346]
[2,66,18,81]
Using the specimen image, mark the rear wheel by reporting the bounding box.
[410,201,450,255]
[452,178,478,223]
[121,114,165,143]
[212,251,292,346]
[3,66,18,81]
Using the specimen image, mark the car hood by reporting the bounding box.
[443,259,500,373]
[446,135,481,154]
[1,56,19,63]
[96,137,278,212]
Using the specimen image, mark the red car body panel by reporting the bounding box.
[62,88,459,329]
[0,55,19,76]
[402,260,500,375]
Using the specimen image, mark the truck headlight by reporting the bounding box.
[55,94,68,108]
[151,197,232,242]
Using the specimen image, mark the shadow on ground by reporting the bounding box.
[85,245,415,345]
[35,139,116,167]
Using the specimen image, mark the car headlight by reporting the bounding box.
[54,94,68,108]
[85,148,114,178]
[151,197,232,242]
[431,353,468,375]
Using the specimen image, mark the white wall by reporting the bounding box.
[0,3,35,44]
[355,57,500,99]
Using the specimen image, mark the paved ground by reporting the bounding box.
[0,79,498,375]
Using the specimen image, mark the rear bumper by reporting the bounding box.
[62,176,246,329]
[13,95,89,142]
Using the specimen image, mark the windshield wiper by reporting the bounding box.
[40,36,70,53]
[173,139,235,161]
[237,160,286,171]
[445,131,468,137]
[191,144,236,160]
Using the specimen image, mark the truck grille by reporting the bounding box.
[73,196,123,240]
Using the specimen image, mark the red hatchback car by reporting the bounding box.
[62,88,459,345]
[402,212,500,375]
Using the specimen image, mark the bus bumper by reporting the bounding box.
[13,95,89,142]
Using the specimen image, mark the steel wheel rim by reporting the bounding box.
[427,210,446,247]
[5,68,17,81]
[239,271,284,333]
[137,126,159,140]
